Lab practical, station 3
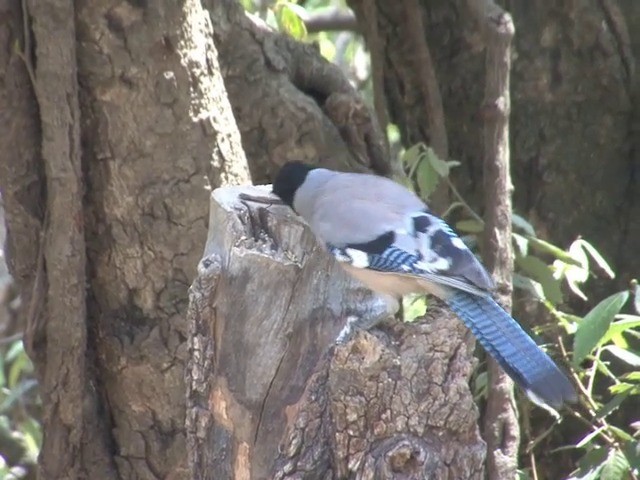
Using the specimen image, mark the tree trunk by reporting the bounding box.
[186,186,486,479]
[1,0,254,476]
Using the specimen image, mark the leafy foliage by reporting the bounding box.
[0,338,40,478]
[401,144,640,480]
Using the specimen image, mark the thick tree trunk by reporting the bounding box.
[186,186,486,479]
[75,0,251,477]
[1,0,253,477]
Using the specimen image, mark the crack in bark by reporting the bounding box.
[253,287,296,445]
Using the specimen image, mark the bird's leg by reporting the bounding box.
[335,295,400,344]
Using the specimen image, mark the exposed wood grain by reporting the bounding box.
[187,185,486,479]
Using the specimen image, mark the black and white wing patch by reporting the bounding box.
[327,211,495,295]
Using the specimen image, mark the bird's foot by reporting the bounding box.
[335,295,399,345]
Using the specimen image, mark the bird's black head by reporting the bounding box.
[272,161,316,208]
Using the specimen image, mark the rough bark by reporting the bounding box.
[0,0,44,351]
[0,3,46,473]
[473,2,519,478]
[187,186,486,479]
[0,0,38,345]
[2,0,252,477]
[507,0,638,288]
[75,0,251,477]
[28,0,89,477]
[204,0,391,181]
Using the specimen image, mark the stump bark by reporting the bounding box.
[186,185,486,479]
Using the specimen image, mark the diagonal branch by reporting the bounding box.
[304,7,358,33]
[402,0,448,164]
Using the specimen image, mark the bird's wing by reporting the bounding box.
[326,210,495,297]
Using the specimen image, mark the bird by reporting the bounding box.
[271,160,577,409]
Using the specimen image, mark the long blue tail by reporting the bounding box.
[447,291,576,408]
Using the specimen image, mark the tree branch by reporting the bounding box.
[471,0,519,477]
[402,0,448,165]
[304,7,358,33]
[361,0,389,138]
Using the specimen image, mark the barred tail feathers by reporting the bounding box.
[446,291,576,408]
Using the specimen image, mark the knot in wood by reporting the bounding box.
[387,441,425,474]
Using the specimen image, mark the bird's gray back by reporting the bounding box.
[293,169,426,246]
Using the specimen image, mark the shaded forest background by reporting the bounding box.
[0,0,639,478]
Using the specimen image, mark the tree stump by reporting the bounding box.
[186,185,486,480]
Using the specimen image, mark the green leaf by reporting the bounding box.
[455,219,484,234]
[516,255,563,305]
[402,143,424,171]
[512,232,529,257]
[446,160,461,169]
[596,391,630,420]
[0,351,5,389]
[441,201,465,219]
[577,239,615,279]
[416,156,440,198]
[621,371,640,381]
[0,379,37,414]
[425,147,451,177]
[474,371,488,394]
[599,317,640,348]
[283,2,307,19]
[609,426,635,443]
[559,239,591,300]
[240,0,257,12]
[601,449,630,480]
[576,427,607,448]
[512,213,536,236]
[623,440,640,472]
[386,124,401,146]
[512,273,545,301]
[5,341,24,363]
[275,3,307,39]
[403,294,427,323]
[604,345,640,367]
[633,280,640,315]
[526,236,583,267]
[609,382,637,395]
[573,291,629,366]
[316,32,336,61]
[569,448,608,480]
[593,354,618,382]
[20,416,42,458]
